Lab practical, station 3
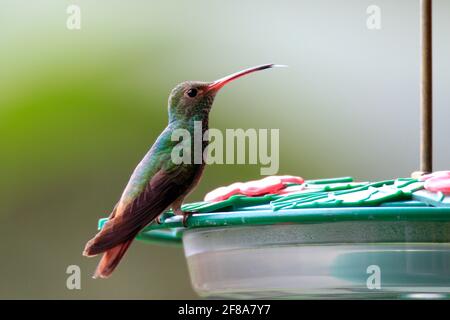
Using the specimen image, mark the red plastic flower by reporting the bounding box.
[204,175,304,202]
[419,171,450,194]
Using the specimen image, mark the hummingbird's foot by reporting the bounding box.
[181,211,198,227]
[173,207,196,227]
[155,215,162,224]
[182,213,190,227]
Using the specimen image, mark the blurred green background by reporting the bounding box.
[1,0,449,299]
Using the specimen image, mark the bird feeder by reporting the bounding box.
[98,0,450,299]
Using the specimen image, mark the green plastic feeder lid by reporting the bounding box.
[97,176,450,246]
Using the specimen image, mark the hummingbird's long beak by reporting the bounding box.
[206,64,286,92]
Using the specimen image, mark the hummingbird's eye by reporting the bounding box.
[186,88,198,98]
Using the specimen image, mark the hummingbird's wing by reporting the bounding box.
[84,161,196,257]
[83,124,202,278]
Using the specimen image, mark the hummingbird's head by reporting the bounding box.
[168,81,216,121]
[168,64,284,122]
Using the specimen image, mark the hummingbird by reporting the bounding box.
[83,64,282,278]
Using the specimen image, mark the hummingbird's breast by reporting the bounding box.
[119,118,209,207]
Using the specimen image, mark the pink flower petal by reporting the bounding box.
[240,176,284,196]
[419,171,450,181]
[277,175,305,184]
[203,175,304,202]
[276,185,305,195]
[204,182,244,202]
[424,176,450,194]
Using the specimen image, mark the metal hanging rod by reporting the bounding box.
[420,0,433,173]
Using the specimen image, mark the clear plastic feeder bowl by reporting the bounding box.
[182,217,450,299]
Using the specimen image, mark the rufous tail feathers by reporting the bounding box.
[88,240,133,279]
